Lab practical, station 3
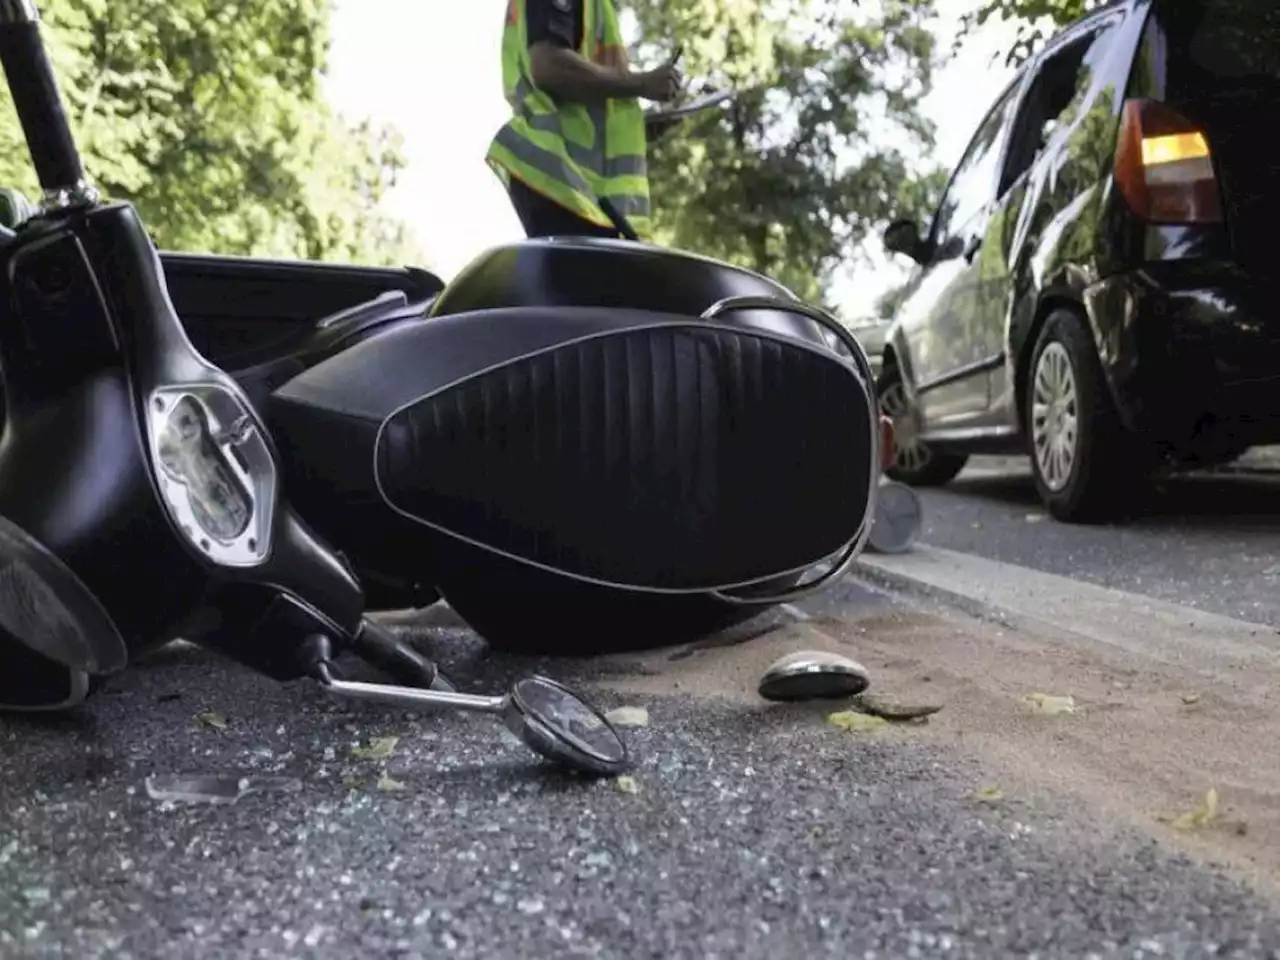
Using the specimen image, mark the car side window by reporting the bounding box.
[999,19,1121,194]
[928,81,1021,257]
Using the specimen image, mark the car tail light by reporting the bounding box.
[1114,98,1222,224]
[880,415,895,471]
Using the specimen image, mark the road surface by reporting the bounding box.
[6,551,1280,956]
[910,451,1280,625]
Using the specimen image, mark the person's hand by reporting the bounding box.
[636,52,684,103]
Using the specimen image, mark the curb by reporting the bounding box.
[851,555,1022,629]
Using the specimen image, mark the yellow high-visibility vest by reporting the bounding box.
[487,0,652,237]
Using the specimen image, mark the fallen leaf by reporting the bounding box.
[376,774,407,792]
[854,693,942,721]
[1024,693,1076,716]
[351,736,399,760]
[1024,513,1046,523]
[606,706,650,728]
[827,710,889,733]
[1161,787,1219,831]
[1181,693,1202,706]
[613,775,639,795]
[194,711,228,731]
[973,786,1005,805]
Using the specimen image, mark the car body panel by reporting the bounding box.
[882,0,1280,462]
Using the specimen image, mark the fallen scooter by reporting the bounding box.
[260,87,885,655]
[0,2,627,777]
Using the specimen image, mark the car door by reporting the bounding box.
[984,15,1128,421]
[904,77,1025,430]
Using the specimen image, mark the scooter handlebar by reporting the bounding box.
[0,1,87,198]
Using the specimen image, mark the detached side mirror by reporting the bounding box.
[883,220,925,263]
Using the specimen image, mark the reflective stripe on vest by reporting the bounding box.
[487,0,651,234]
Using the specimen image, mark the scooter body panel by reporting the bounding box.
[267,239,879,653]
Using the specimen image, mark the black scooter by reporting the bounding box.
[253,93,884,655]
[0,1,628,778]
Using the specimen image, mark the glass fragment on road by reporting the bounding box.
[194,711,228,730]
[144,773,301,805]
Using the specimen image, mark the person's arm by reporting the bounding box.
[529,43,645,101]
[524,0,678,103]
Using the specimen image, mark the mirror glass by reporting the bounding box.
[507,676,629,776]
[0,516,127,676]
[882,220,921,258]
[868,480,923,554]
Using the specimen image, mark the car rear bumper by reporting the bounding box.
[1085,266,1280,456]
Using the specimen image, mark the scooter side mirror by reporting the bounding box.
[883,219,926,264]
[503,676,629,776]
[312,647,629,777]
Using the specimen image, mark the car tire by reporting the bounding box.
[878,365,968,487]
[1026,309,1138,523]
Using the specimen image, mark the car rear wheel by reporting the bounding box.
[878,366,968,487]
[1026,309,1138,522]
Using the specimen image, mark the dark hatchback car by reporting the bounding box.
[877,0,1279,522]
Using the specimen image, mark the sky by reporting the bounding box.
[325,0,1021,321]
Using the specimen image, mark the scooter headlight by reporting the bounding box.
[146,385,277,567]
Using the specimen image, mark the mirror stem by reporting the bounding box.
[316,668,506,714]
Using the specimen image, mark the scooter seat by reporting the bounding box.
[268,304,876,596]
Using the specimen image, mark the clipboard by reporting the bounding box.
[644,89,735,126]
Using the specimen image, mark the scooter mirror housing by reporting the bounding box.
[503,676,629,776]
[310,641,630,778]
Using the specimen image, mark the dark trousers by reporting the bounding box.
[508,178,618,239]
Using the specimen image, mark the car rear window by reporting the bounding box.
[1144,0,1279,276]
[1153,0,1280,94]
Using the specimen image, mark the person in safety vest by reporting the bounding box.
[488,0,684,239]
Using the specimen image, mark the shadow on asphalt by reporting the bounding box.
[945,468,1280,533]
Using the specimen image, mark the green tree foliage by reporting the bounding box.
[624,0,946,305]
[958,0,1104,65]
[0,0,419,264]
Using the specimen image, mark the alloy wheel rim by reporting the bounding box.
[880,381,931,474]
[1031,342,1079,492]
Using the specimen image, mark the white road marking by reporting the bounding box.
[857,544,1280,684]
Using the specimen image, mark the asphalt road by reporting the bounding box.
[5,583,1280,958]
[912,451,1280,626]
